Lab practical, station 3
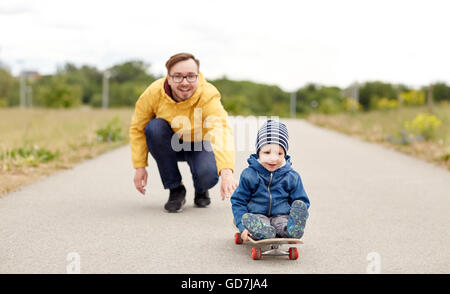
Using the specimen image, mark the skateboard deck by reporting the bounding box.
[234,232,302,260]
[247,236,303,245]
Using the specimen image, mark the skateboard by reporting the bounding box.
[234,232,303,260]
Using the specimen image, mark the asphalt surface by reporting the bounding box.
[1,119,449,274]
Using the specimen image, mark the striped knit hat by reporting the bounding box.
[255,120,289,155]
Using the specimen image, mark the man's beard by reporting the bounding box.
[174,87,193,101]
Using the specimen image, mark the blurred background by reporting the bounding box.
[1,0,449,195]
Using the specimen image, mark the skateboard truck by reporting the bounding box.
[262,244,290,256]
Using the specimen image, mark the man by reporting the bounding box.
[129,52,237,212]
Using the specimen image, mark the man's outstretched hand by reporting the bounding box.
[134,167,148,195]
[220,169,238,200]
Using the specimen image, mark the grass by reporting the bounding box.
[0,107,134,196]
[307,102,450,170]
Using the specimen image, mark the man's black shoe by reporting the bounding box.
[194,190,211,208]
[165,185,186,213]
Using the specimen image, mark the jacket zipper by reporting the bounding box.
[268,173,273,216]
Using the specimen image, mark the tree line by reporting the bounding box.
[1,60,450,116]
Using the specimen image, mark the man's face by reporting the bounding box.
[258,144,285,172]
[167,58,199,102]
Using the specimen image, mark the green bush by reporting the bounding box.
[36,75,82,108]
[0,97,8,107]
[399,90,425,106]
[376,97,398,111]
[96,116,124,143]
[358,81,399,111]
[404,113,442,140]
[317,98,342,114]
[1,145,59,169]
[342,97,362,113]
[430,82,450,103]
[109,81,148,107]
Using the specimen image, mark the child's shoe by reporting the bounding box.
[287,200,309,239]
[242,213,276,240]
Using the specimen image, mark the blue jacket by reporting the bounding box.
[231,154,310,232]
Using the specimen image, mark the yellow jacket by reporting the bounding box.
[129,73,235,174]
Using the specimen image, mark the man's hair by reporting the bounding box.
[165,53,200,73]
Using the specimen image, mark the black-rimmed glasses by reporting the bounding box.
[170,74,198,83]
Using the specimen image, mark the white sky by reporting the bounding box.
[1,0,449,91]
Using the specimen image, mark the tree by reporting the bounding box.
[358,81,398,111]
[35,75,82,108]
[108,60,155,84]
[295,84,344,114]
[430,82,450,102]
[58,63,102,104]
[108,81,148,107]
[211,77,290,116]
[0,68,19,107]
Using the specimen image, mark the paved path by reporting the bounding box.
[1,119,449,273]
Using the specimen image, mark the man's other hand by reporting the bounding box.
[220,169,238,200]
[134,167,148,195]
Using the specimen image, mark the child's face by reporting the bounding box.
[258,144,285,172]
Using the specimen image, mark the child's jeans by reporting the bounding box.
[253,214,290,238]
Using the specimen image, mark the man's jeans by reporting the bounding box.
[145,118,219,193]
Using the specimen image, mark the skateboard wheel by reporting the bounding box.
[251,248,262,260]
[289,247,299,260]
[234,232,243,244]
